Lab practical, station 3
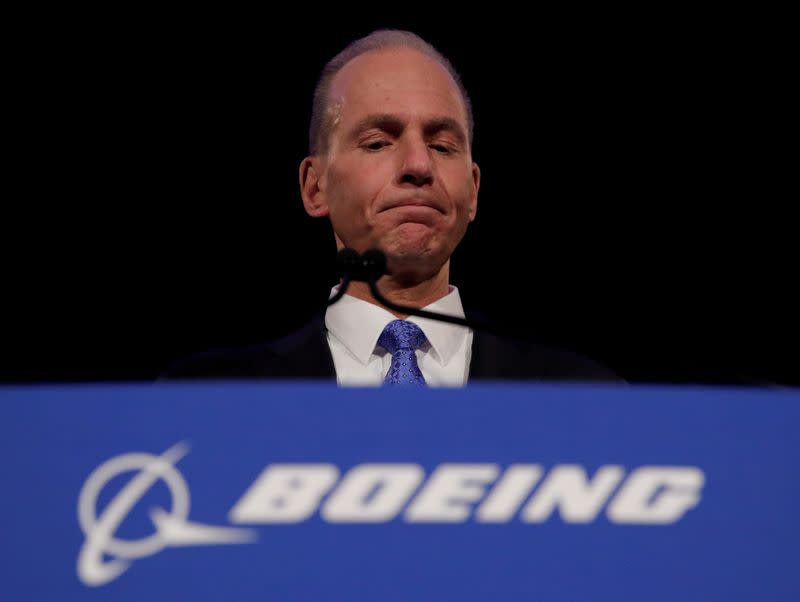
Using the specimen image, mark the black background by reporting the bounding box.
[4,11,796,385]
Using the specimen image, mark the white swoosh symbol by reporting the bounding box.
[77,442,256,587]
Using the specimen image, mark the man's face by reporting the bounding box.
[302,48,480,280]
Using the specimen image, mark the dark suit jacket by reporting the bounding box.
[164,313,621,382]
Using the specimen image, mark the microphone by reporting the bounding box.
[326,248,387,306]
[336,248,386,283]
[329,248,500,335]
[327,249,627,383]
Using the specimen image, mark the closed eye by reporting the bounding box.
[363,140,389,151]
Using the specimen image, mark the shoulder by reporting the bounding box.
[161,315,332,380]
[470,327,624,383]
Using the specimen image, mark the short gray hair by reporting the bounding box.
[308,29,474,155]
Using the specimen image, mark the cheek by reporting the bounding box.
[325,165,383,240]
[329,166,387,219]
[329,162,380,207]
[450,177,476,217]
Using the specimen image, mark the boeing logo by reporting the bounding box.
[78,443,705,586]
[77,442,256,587]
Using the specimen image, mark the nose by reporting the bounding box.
[397,135,434,187]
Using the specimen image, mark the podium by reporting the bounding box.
[1,382,798,601]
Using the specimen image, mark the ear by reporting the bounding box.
[468,162,480,221]
[299,156,329,217]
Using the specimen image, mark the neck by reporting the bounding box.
[344,262,450,318]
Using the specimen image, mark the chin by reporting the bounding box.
[383,244,448,284]
[374,224,458,281]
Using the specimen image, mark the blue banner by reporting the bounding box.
[1,382,798,601]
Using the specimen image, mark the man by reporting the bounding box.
[166,29,619,385]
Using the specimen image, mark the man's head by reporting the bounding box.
[299,30,480,284]
[307,30,474,157]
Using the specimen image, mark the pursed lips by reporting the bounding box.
[379,198,445,214]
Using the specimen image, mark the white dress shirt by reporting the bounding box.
[324,285,473,386]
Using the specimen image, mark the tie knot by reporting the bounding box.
[378,320,427,354]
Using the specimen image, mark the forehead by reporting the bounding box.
[328,47,468,128]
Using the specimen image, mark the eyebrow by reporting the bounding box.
[349,113,467,146]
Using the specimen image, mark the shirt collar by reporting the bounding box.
[325,285,469,367]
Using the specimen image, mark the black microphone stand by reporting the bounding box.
[328,248,502,336]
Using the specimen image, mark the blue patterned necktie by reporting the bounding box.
[378,320,428,386]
